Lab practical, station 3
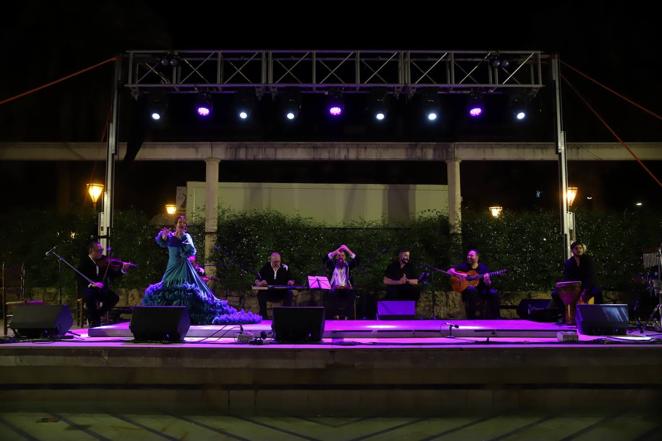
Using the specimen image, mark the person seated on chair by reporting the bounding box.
[77,241,129,328]
[383,248,420,301]
[254,252,295,319]
[551,241,603,317]
[447,249,500,319]
[323,244,359,319]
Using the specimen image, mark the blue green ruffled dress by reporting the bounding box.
[142,232,261,324]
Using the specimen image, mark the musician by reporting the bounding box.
[77,241,129,328]
[551,241,603,315]
[254,252,295,319]
[323,244,359,319]
[383,248,420,301]
[448,249,500,319]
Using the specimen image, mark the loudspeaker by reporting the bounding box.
[129,306,191,342]
[377,300,416,320]
[11,304,73,338]
[272,307,325,343]
[576,304,629,335]
[517,299,556,321]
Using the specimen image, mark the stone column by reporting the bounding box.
[446,159,462,235]
[204,158,219,278]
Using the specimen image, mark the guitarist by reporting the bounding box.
[447,249,500,319]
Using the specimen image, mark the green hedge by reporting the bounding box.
[2,208,659,305]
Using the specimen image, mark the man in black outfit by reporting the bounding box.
[254,251,295,319]
[77,241,127,328]
[552,241,603,316]
[448,249,500,319]
[383,248,420,301]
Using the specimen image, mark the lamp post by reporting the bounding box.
[87,183,104,210]
[488,206,503,219]
[567,186,578,243]
[165,204,177,216]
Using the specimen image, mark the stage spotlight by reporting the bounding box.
[509,94,530,122]
[234,90,256,121]
[280,91,301,121]
[467,93,484,118]
[147,95,167,122]
[326,92,344,118]
[420,91,440,123]
[194,94,213,118]
[369,90,390,122]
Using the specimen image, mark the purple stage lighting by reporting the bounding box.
[469,106,483,117]
[329,105,343,117]
[196,106,211,117]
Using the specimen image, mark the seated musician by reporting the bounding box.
[383,248,420,301]
[447,249,500,319]
[77,241,130,328]
[323,244,359,319]
[254,251,294,319]
[551,241,603,319]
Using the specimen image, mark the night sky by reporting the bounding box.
[1,1,660,215]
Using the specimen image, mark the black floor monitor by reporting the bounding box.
[272,306,325,343]
[130,306,191,342]
[11,304,73,339]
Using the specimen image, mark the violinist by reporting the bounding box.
[77,241,132,328]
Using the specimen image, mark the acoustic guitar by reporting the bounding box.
[449,269,508,293]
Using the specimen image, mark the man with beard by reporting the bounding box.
[383,248,420,301]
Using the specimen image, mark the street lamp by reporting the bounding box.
[87,183,104,209]
[566,186,578,243]
[567,186,578,208]
[488,206,503,218]
[165,204,177,215]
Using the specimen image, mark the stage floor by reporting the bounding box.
[88,318,582,339]
[2,319,662,415]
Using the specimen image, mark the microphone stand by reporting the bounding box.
[45,248,95,287]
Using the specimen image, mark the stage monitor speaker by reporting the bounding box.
[129,306,190,342]
[576,304,629,335]
[10,304,73,338]
[517,299,556,321]
[272,307,325,343]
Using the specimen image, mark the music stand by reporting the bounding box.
[307,276,331,290]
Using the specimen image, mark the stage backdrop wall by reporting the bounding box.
[185,182,449,225]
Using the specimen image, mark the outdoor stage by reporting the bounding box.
[2,319,662,416]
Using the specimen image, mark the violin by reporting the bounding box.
[96,255,138,271]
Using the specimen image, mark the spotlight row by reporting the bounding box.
[146,93,532,123]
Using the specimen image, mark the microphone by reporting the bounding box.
[45,246,57,256]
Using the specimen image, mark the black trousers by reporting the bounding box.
[323,290,356,319]
[83,287,119,327]
[258,289,293,319]
[385,284,421,301]
[461,286,500,319]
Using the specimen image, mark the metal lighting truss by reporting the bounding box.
[126,50,545,95]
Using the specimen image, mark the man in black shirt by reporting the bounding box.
[77,241,127,327]
[254,251,295,319]
[383,248,420,301]
[448,249,500,319]
[552,241,603,314]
